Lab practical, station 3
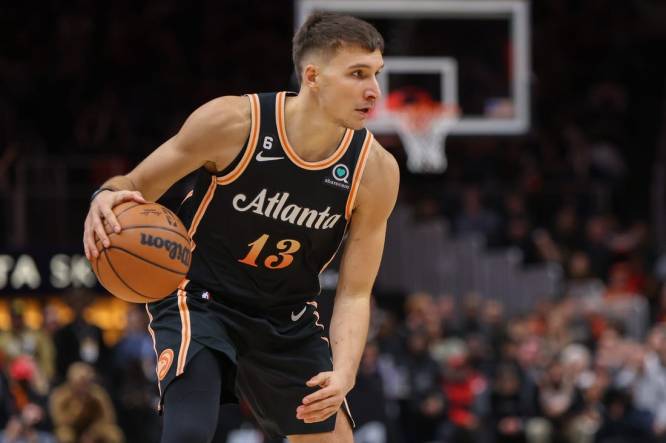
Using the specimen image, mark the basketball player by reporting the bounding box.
[83,12,398,443]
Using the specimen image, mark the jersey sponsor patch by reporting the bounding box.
[323,164,351,190]
[332,164,350,183]
[157,348,174,381]
[323,178,350,191]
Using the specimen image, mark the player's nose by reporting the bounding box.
[365,77,381,101]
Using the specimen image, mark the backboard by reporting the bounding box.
[295,0,531,172]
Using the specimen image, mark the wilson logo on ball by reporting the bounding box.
[140,233,191,266]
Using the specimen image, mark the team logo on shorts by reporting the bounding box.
[157,348,174,381]
[332,164,350,183]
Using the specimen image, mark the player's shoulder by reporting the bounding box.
[177,95,252,157]
[188,95,252,135]
[352,135,399,217]
[361,136,400,191]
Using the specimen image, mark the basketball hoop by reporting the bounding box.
[374,87,460,173]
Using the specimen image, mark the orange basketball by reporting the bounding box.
[91,202,192,303]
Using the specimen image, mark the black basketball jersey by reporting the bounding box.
[177,92,373,309]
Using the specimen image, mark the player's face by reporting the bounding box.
[316,46,383,130]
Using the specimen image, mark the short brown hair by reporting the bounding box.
[292,12,384,84]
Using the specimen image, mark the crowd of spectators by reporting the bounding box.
[3,280,666,442]
[2,1,666,442]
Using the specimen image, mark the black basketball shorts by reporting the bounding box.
[145,287,355,437]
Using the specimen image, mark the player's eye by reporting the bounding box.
[351,70,364,78]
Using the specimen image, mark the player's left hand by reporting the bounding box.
[297,371,353,423]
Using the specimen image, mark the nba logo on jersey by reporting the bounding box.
[201,291,210,300]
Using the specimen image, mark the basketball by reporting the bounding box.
[91,202,192,303]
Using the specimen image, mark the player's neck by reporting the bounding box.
[284,94,347,162]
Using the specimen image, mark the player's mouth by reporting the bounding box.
[355,106,372,118]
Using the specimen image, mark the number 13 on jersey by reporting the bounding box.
[238,234,301,270]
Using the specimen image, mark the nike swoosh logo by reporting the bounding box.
[291,305,307,322]
[256,151,285,162]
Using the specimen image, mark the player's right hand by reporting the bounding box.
[83,190,147,260]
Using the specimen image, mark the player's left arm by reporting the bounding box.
[297,139,399,423]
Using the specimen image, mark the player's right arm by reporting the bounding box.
[83,95,251,260]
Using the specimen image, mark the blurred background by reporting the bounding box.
[2,0,666,442]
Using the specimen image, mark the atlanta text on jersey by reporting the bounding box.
[232,189,343,230]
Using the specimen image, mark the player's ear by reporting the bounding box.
[303,64,319,90]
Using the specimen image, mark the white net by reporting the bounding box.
[391,104,460,173]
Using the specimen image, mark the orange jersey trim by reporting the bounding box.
[176,280,191,376]
[187,176,216,251]
[319,222,349,274]
[217,94,260,185]
[186,95,259,250]
[307,301,330,345]
[144,304,161,397]
[345,131,373,220]
[276,91,353,170]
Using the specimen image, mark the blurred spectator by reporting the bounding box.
[459,294,482,335]
[0,403,56,443]
[566,251,606,299]
[651,284,666,324]
[455,186,500,239]
[0,300,55,392]
[630,326,666,438]
[435,295,461,338]
[0,366,13,429]
[567,367,608,443]
[402,328,445,443]
[489,363,531,443]
[595,388,654,443]
[111,305,159,443]
[499,216,542,264]
[583,215,613,279]
[551,205,583,260]
[347,343,391,443]
[537,359,584,443]
[6,355,52,430]
[53,291,110,383]
[440,350,487,443]
[605,262,644,298]
[49,362,123,443]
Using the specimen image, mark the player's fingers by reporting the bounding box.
[298,396,339,416]
[302,386,335,406]
[100,206,121,234]
[85,231,99,258]
[305,372,331,388]
[83,236,93,261]
[83,216,99,259]
[83,239,89,261]
[303,407,338,423]
[131,191,147,203]
[83,217,90,260]
[115,190,147,204]
[92,215,110,249]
